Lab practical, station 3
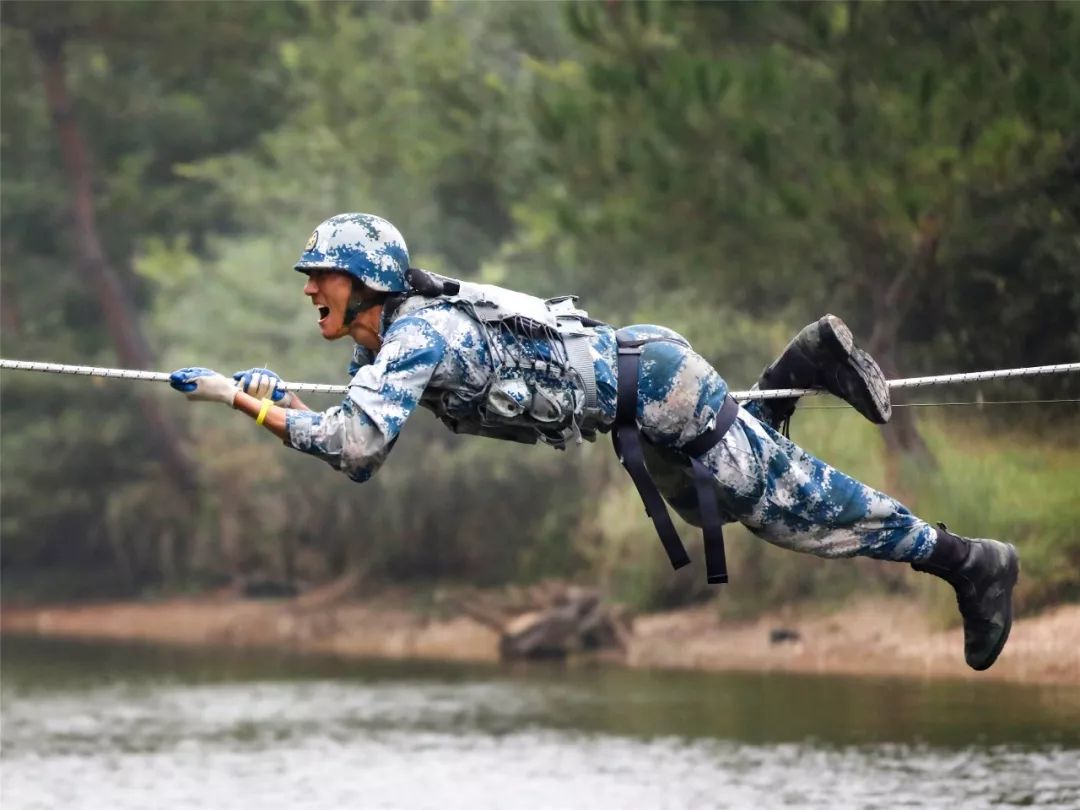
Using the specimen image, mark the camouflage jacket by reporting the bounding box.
[283,298,620,482]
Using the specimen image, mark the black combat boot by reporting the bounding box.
[755,314,891,431]
[912,523,1020,671]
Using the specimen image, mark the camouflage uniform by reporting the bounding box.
[171,211,1012,670]
[284,306,937,564]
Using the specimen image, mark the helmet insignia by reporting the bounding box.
[305,230,319,252]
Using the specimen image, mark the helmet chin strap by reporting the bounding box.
[342,296,362,328]
[343,280,385,328]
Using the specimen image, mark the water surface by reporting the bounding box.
[3,637,1078,809]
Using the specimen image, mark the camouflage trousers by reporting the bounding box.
[631,334,937,563]
[711,402,933,560]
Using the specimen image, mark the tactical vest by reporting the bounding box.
[389,269,606,449]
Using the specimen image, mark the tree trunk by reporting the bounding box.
[33,31,199,562]
[865,220,941,496]
[867,316,936,494]
[867,294,935,467]
[836,0,935,490]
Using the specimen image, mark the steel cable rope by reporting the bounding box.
[801,398,1080,409]
[1,358,1078,400]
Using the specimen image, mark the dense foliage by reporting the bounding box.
[2,1,1077,610]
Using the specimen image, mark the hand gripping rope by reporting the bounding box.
[2,358,1078,401]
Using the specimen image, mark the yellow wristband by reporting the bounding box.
[255,398,274,426]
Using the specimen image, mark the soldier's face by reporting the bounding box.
[303,270,354,341]
[302,270,384,350]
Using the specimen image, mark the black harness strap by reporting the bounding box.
[614,344,692,570]
[691,455,728,584]
[687,392,738,584]
[682,395,738,457]
[613,335,739,584]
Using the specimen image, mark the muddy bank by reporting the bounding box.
[630,600,1080,685]
[3,589,1078,685]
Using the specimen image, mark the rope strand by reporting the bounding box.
[1,357,1078,400]
[801,398,1080,410]
[728,362,1080,401]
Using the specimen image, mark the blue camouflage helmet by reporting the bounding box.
[294,213,411,293]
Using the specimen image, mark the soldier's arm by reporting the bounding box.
[169,320,443,479]
[233,390,289,439]
[276,317,448,482]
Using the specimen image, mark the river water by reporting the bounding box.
[2,637,1078,809]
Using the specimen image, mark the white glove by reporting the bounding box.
[232,367,295,407]
[168,367,239,405]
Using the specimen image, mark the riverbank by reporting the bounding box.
[3,588,1078,685]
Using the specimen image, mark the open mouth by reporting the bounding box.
[316,305,331,323]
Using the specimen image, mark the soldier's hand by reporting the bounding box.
[232,367,295,407]
[168,367,239,405]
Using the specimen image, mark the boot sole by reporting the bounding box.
[819,314,855,358]
[819,315,892,424]
[969,543,1020,671]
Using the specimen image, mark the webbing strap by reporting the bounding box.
[563,333,598,412]
[682,395,739,457]
[691,456,728,584]
[612,336,737,584]
[614,346,691,570]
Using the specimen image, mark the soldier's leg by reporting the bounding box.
[708,409,935,561]
[629,330,1017,671]
[700,409,1018,671]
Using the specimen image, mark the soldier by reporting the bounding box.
[169,213,1019,671]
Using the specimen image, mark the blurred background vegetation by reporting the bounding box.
[2,1,1078,616]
